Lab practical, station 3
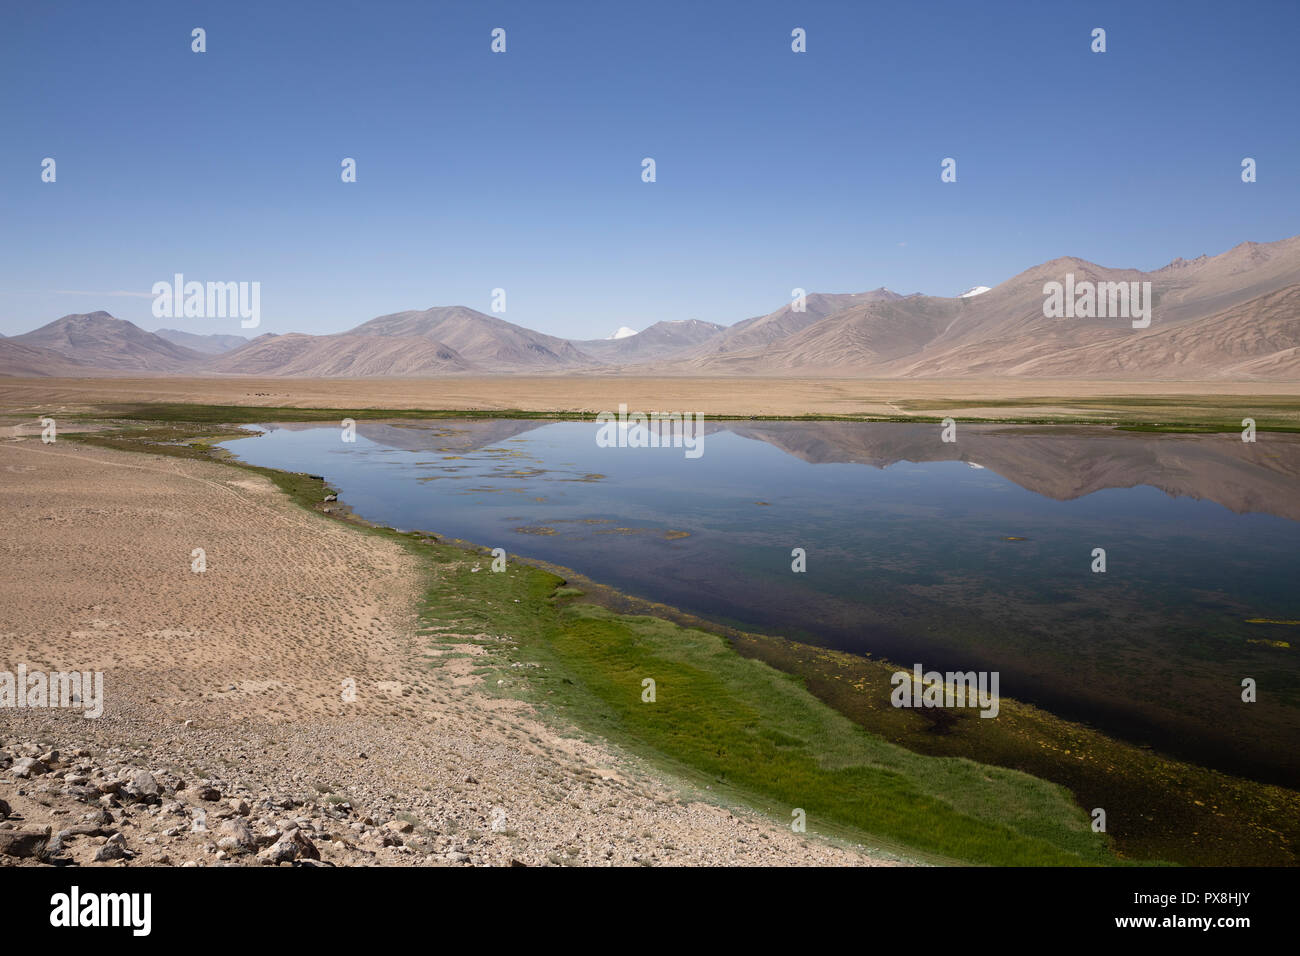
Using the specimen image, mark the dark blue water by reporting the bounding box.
[220,419,1300,784]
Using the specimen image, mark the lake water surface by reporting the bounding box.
[220,420,1300,786]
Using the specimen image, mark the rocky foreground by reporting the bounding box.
[2,742,343,867]
[0,712,891,868]
[0,736,663,867]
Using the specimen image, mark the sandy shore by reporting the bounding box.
[0,436,894,866]
[2,374,1296,420]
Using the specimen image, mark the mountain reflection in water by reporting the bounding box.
[221,420,1300,787]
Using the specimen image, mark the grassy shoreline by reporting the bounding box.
[48,407,1300,865]
[39,396,1300,432]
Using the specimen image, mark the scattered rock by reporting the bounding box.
[126,770,161,803]
[217,817,257,854]
[280,828,320,860]
[257,827,320,865]
[0,828,49,859]
[94,839,127,862]
[11,757,47,779]
[258,841,297,865]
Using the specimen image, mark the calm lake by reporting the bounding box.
[221,420,1300,786]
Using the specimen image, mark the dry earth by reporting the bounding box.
[0,437,895,867]
[2,375,1297,419]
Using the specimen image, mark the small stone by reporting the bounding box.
[127,770,161,803]
[257,827,320,865]
[217,817,257,853]
[0,829,49,858]
[258,841,297,865]
[280,828,320,860]
[11,757,47,779]
[94,840,126,862]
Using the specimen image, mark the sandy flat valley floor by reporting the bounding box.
[3,375,1298,422]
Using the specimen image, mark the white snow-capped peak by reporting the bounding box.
[958,286,991,298]
[607,326,639,339]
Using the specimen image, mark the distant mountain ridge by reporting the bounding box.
[11,312,205,372]
[0,338,92,377]
[209,332,475,377]
[575,318,728,363]
[4,236,1298,379]
[345,306,591,372]
[154,329,249,355]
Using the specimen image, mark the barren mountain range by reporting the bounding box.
[4,236,1298,379]
[153,328,249,354]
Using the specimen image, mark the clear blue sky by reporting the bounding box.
[2,0,1297,339]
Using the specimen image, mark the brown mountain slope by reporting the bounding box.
[209,333,476,377]
[0,339,93,377]
[349,306,593,371]
[12,312,207,372]
[986,285,1300,379]
[678,295,958,374]
[692,289,905,359]
[7,236,1297,379]
[683,235,1300,378]
[895,236,1300,373]
[890,282,1300,379]
[575,319,726,363]
[154,329,249,355]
